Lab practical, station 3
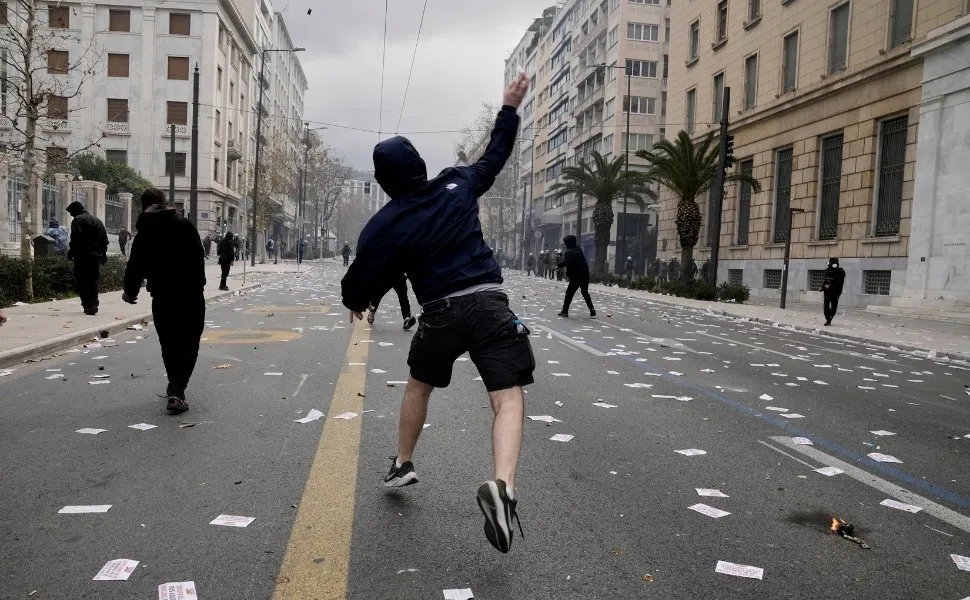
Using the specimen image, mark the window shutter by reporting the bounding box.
[107,53,129,77]
[168,56,189,80]
[107,99,128,123]
[109,10,130,32]
[167,101,188,125]
[783,33,798,92]
[170,13,190,35]
[890,0,914,48]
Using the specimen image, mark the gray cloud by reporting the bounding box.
[276,0,552,173]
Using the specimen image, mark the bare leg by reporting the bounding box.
[488,386,525,490]
[397,377,433,463]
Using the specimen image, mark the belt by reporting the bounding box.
[422,290,507,309]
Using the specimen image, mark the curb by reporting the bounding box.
[585,283,970,364]
[0,283,263,369]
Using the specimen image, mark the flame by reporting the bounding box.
[830,518,841,533]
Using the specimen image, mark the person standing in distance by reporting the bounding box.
[117,225,131,257]
[558,235,595,318]
[122,188,206,414]
[66,201,109,315]
[342,73,533,554]
[822,257,846,326]
[341,242,352,266]
[367,274,417,331]
[217,231,235,291]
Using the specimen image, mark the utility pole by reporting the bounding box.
[620,66,632,274]
[189,64,200,227]
[250,51,267,267]
[709,87,733,287]
[780,207,805,309]
[168,125,175,203]
[298,122,309,271]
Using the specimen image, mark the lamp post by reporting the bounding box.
[250,46,305,267]
[595,63,632,273]
[299,123,328,272]
[780,207,805,309]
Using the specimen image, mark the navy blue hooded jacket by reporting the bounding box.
[341,106,519,311]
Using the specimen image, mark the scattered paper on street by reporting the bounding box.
[442,588,474,600]
[295,409,324,423]
[333,412,359,420]
[158,581,198,600]
[791,437,813,445]
[59,505,112,514]
[88,380,110,385]
[214,364,232,370]
[696,489,729,498]
[264,372,284,376]
[870,430,896,436]
[951,554,970,572]
[209,514,255,528]
[715,560,764,580]
[868,452,903,463]
[592,402,618,408]
[688,503,731,519]
[765,406,788,412]
[880,499,923,513]
[528,415,561,423]
[45,373,65,380]
[129,423,157,431]
[76,428,107,435]
[675,449,707,456]
[780,413,805,419]
[550,434,574,442]
[551,372,571,377]
[814,466,844,476]
[93,558,138,581]
[370,369,386,374]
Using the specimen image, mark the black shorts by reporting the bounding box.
[408,291,535,392]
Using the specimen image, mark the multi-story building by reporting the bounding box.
[0,0,305,252]
[523,0,666,273]
[664,0,969,308]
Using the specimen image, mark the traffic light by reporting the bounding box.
[724,134,735,171]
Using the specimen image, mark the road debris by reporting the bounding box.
[715,560,763,580]
[93,559,138,581]
[830,517,870,549]
[209,514,255,527]
[294,409,324,423]
[158,581,198,599]
[59,505,112,514]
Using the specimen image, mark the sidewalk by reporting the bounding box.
[0,259,311,368]
[583,280,970,362]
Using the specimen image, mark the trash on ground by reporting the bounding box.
[93,559,138,581]
[688,503,731,519]
[951,554,970,572]
[831,517,870,549]
[880,499,923,513]
[714,560,763,580]
[295,409,324,423]
[791,437,813,445]
[814,466,843,476]
[76,428,107,435]
[333,412,359,420]
[59,505,112,514]
[592,402,617,408]
[442,589,474,600]
[158,581,198,599]
[209,514,255,528]
[528,415,561,423]
[696,488,729,498]
[550,434,574,442]
[867,452,903,463]
[214,364,232,370]
[674,449,707,456]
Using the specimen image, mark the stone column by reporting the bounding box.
[0,155,9,246]
[119,192,134,231]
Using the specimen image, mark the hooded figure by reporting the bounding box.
[822,257,846,326]
[122,188,205,414]
[527,252,535,276]
[66,201,109,315]
[341,242,352,266]
[217,231,235,290]
[559,235,595,318]
[624,256,634,280]
[117,226,131,256]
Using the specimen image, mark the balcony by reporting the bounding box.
[42,119,69,132]
[227,139,242,161]
[104,121,129,135]
[164,123,190,137]
[575,85,604,116]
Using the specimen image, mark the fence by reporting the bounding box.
[41,179,58,226]
[104,193,125,233]
[7,167,24,242]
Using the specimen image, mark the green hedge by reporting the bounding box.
[589,273,750,304]
[0,255,127,307]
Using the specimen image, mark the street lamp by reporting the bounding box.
[299,122,328,272]
[779,207,805,309]
[250,46,305,267]
[595,62,632,273]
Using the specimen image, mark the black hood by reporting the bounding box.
[66,201,86,216]
[135,203,178,232]
[563,235,578,249]
[373,136,428,199]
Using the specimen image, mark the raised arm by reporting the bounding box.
[463,74,530,197]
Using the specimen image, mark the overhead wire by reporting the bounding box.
[377,0,389,139]
[395,0,430,135]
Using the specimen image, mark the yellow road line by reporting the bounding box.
[272,320,370,600]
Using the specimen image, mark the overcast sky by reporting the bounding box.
[277,0,551,175]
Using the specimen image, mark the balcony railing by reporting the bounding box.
[104,121,129,135]
[227,139,242,161]
[165,123,189,136]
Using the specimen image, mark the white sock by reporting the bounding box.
[506,486,514,501]
[395,458,403,468]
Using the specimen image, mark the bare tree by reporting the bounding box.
[0,0,102,299]
[302,133,349,254]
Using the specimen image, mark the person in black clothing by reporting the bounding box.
[66,201,109,315]
[558,235,596,318]
[341,242,352,266]
[526,253,535,276]
[122,188,205,414]
[217,232,235,290]
[118,226,131,256]
[366,274,417,331]
[624,256,634,281]
[822,257,846,326]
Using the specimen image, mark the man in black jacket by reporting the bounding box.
[822,257,846,326]
[66,201,109,315]
[341,73,533,554]
[122,188,206,414]
[217,232,235,291]
[558,235,596,318]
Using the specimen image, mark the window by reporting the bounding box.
[630,0,660,4]
[105,150,127,164]
[170,12,190,35]
[764,269,782,289]
[608,26,618,47]
[215,110,221,133]
[828,3,850,74]
[736,159,753,244]
[165,152,187,176]
[0,3,7,26]
[728,269,743,286]
[168,56,189,80]
[773,147,793,243]
[605,98,615,119]
[715,1,728,43]
[109,9,130,32]
[106,98,128,123]
[874,116,908,236]
[214,158,220,182]
[626,59,658,78]
[623,95,656,114]
[166,101,188,125]
[808,270,826,291]
[665,18,670,43]
[748,0,761,22]
[229,81,234,104]
[782,31,799,93]
[603,134,614,155]
[47,95,68,119]
[628,22,659,42]
[890,0,914,48]
[663,54,668,78]
[712,72,724,122]
[818,133,844,240]
[864,270,892,295]
[47,50,68,74]
[611,0,620,10]
[743,54,758,109]
[623,133,654,152]
[217,66,223,90]
[689,20,700,61]
[107,53,129,77]
[661,91,667,116]
[686,89,696,133]
[49,6,69,28]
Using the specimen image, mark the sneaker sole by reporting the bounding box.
[476,481,511,553]
[383,472,419,487]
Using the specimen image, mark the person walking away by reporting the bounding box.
[265,238,275,263]
[822,257,846,326]
[122,188,205,414]
[233,234,242,261]
[366,274,417,330]
[203,233,213,258]
[341,242,352,266]
[217,232,235,291]
[526,253,535,276]
[555,249,565,281]
[341,74,534,554]
[558,235,595,318]
[701,259,710,284]
[66,201,108,316]
[624,256,634,281]
[118,226,131,256]
[658,259,668,282]
[669,258,680,281]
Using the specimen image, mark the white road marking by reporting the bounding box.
[537,326,606,356]
[293,374,309,397]
[757,439,818,469]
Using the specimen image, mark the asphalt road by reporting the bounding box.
[1,262,968,599]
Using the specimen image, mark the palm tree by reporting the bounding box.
[636,131,762,279]
[548,151,655,275]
